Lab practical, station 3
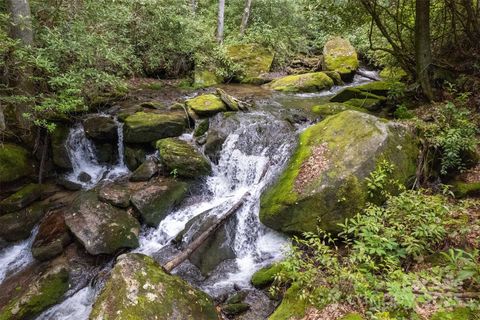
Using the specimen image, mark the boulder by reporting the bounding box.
[330,87,386,103]
[98,183,131,208]
[311,103,357,117]
[83,116,117,141]
[89,253,220,320]
[266,72,334,93]
[0,203,45,242]
[131,178,188,227]
[226,44,274,84]
[32,210,72,261]
[204,130,227,164]
[0,262,69,320]
[380,67,408,81]
[186,94,227,117]
[194,69,223,88]
[65,191,140,255]
[194,119,210,138]
[322,37,359,80]
[156,138,212,178]
[124,146,147,171]
[354,81,393,96]
[268,283,311,320]
[130,158,158,182]
[50,124,72,169]
[0,183,42,214]
[0,143,34,184]
[251,263,283,289]
[260,110,419,234]
[123,111,187,144]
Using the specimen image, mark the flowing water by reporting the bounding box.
[65,116,129,189]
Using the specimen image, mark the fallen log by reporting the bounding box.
[163,191,250,273]
[357,70,381,81]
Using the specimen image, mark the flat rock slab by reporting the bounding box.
[123,111,187,144]
[65,191,140,255]
[0,183,42,214]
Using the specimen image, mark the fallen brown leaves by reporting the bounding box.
[295,143,329,193]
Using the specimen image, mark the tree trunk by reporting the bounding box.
[415,0,434,101]
[216,0,225,43]
[163,192,250,273]
[239,0,253,37]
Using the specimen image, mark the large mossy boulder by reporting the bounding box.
[156,138,212,178]
[0,183,42,214]
[0,143,34,184]
[251,263,283,289]
[322,37,359,80]
[226,44,274,84]
[194,69,223,88]
[89,253,220,320]
[430,308,475,320]
[268,283,312,320]
[0,262,69,320]
[50,124,72,169]
[83,115,117,142]
[267,72,334,93]
[186,94,227,117]
[260,110,418,234]
[65,191,140,255]
[131,178,189,227]
[123,111,187,144]
[0,203,45,242]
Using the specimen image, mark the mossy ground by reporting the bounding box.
[0,143,33,184]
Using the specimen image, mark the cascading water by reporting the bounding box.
[0,226,38,284]
[138,109,300,295]
[65,116,128,189]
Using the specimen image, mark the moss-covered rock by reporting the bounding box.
[267,72,334,93]
[0,203,46,242]
[89,253,220,320]
[268,283,311,320]
[323,71,344,85]
[451,180,480,198]
[355,81,393,96]
[0,263,69,320]
[131,178,188,227]
[222,303,250,316]
[311,103,366,117]
[323,37,359,80]
[50,124,72,169]
[124,146,146,171]
[194,69,223,88]
[251,263,283,288]
[65,191,140,255]
[31,210,72,261]
[83,115,117,142]
[330,87,387,103]
[0,143,34,184]
[345,98,384,111]
[380,67,408,81]
[130,158,158,182]
[430,308,475,320]
[0,183,42,214]
[194,119,210,137]
[340,313,365,320]
[226,44,274,84]
[186,94,227,117]
[156,138,212,178]
[123,111,187,143]
[260,110,418,234]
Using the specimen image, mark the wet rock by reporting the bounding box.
[32,210,72,261]
[251,263,283,289]
[65,191,140,255]
[78,172,92,183]
[131,178,188,227]
[329,82,391,112]
[83,115,117,141]
[222,303,250,316]
[89,253,220,320]
[176,209,236,276]
[124,146,147,171]
[98,183,131,208]
[57,177,83,191]
[322,37,359,81]
[123,111,187,143]
[0,143,35,184]
[226,44,274,84]
[50,124,72,169]
[226,291,248,304]
[186,94,228,117]
[130,158,158,182]
[194,119,210,138]
[0,183,42,214]
[156,138,212,178]
[216,88,240,111]
[236,290,277,320]
[323,71,344,85]
[260,110,419,234]
[0,261,69,320]
[0,203,45,242]
[204,130,227,164]
[266,72,334,93]
[94,142,114,164]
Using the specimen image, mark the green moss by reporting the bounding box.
[430,308,475,320]
[345,98,383,111]
[90,254,219,320]
[340,313,364,320]
[0,267,69,320]
[51,124,72,169]
[0,183,42,214]
[451,181,480,198]
[267,72,334,93]
[355,81,393,96]
[222,303,250,316]
[194,119,210,137]
[123,111,187,143]
[156,138,211,178]
[194,70,222,88]
[251,263,283,288]
[380,67,408,81]
[186,94,227,117]
[323,37,359,77]
[268,283,310,320]
[311,103,368,117]
[226,44,274,84]
[330,87,386,103]
[0,144,33,184]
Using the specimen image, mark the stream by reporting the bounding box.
[0,69,377,319]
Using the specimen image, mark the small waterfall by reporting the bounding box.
[65,116,128,189]
[138,110,299,295]
[0,226,38,284]
[36,286,98,320]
